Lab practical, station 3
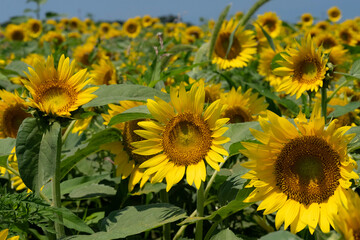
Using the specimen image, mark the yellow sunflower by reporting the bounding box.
[5,24,28,41]
[220,87,268,123]
[131,81,230,191]
[314,33,340,50]
[23,54,98,117]
[212,18,257,69]
[332,190,360,240]
[90,58,117,85]
[205,82,224,103]
[123,18,142,38]
[300,13,313,27]
[273,35,328,99]
[101,101,152,191]
[0,229,19,240]
[327,6,342,23]
[337,24,357,46]
[184,25,204,43]
[255,12,282,43]
[258,46,284,88]
[26,18,42,38]
[40,31,65,47]
[73,43,97,67]
[141,15,153,28]
[0,90,31,139]
[241,102,359,234]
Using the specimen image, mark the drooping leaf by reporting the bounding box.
[210,228,242,240]
[5,60,30,78]
[69,183,116,199]
[50,207,94,234]
[256,23,276,52]
[83,84,170,108]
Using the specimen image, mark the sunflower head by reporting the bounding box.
[27,18,42,38]
[123,18,142,38]
[300,13,313,27]
[212,18,257,69]
[258,46,284,88]
[5,24,28,41]
[132,81,230,191]
[0,90,31,138]
[90,58,117,85]
[23,54,98,117]
[255,12,282,39]
[273,35,328,99]
[241,102,358,234]
[327,6,342,23]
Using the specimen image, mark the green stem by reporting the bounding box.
[326,78,352,103]
[160,190,171,240]
[173,210,197,240]
[62,119,76,144]
[204,220,220,240]
[321,80,328,124]
[239,0,270,26]
[52,128,65,238]
[195,183,205,240]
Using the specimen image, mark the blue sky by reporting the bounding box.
[1,0,359,25]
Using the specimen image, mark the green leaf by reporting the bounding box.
[349,59,360,79]
[51,207,94,234]
[167,44,196,53]
[259,230,301,240]
[210,228,242,240]
[256,23,276,51]
[346,126,360,152]
[60,128,122,179]
[132,182,166,195]
[223,122,261,152]
[83,84,170,108]
[270,52,286,70]
[218,167,249,205]
[5,60,31,78]
[0,138,16,156]
[65,203,186,240]
[16,118,44,192]
[208,4,231,59]
[328,101,360,118]
[69,183,116,199]
[191,42,210,76]
[109,112,153,126]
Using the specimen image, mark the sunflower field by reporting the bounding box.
[1,0,360,239]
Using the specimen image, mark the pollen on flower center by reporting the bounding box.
[275,135,341,205]
[127,24,137,33]
[294,58,321,84]
[39,86,75,113]
[215,32,242,60]
[162,112,212,166]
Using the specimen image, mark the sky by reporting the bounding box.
[0,0,359,25]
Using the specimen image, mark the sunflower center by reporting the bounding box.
[330,11,340,18]
[275,136,341,205]
[263,19,276,32]
[39,86,76,114]
[340,31,351,42]
[2,105,31,138]
[322,38,336,49]
[123,119,152,164]
[103,70,113,85]
[127,24,138,34]
[215,32,241,60]
[294,57,321,84]
[102,26,109,33]
[223,106,251,123]
[32,23,40,33]
[162,112,212,166]
[189,31,200,39]
[81,53,90,66]
[303,16,311,22]
[11,30,24,41]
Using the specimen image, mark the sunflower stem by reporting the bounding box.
[326,77,352,103]
[62,119,76,144]
[52,128,65,238]
[321,79,329,123]
[160,189,171,240]
[239,0,270,26]
[173,210,197,240]
[195,182,205,240]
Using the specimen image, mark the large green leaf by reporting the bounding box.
[69,183,116,199]
[259,230,301,240]
[5,60,30,78]
[346,126,360,152]
[210,228,242,240]
[65,203,187,240]
[223,122,261,152]
[60,128,122,179]
[328,101,360,118]
[83,84,170,108]
[16,118,61,192]
[50,207,94,234]
[0,138,16,170]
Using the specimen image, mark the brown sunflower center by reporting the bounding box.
[162,112,212,166]
[2,105,31,138]
[11,30,24,41]
[330,10,340,18]
[80,53,90,66]
[263,19,276,32]
[123,119,152,164]
[102,26,109,33]
[223,106,252,123]
[70,21,78,29]
[103,70,113,85]
[38,85,77,114]
[32,23,40,33]
[275,136,341,205]
[321,38,337,49]
[127,23,138,34]
[189,31,200,39]
[340,31,351,42]
[303,16,311,22]
[214,32,241,60]
[294,57,321,84]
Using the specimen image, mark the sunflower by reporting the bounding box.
[273,35,328,99]
[23,54,98,117]
[327,6,342,23]
[300,13,313,27]
[255,12,282,43]
[90,58,117,85]
[184,25,204,43]
[212,18,257,69]
[220,87,268,123]
[0,90,31,139]
[26,18,42,38]
[337,24,357,46]
[0,229,19,240]
[123,18,141,38]
[69,17,83,31]
[332,190,360,240]
[73,43,105,67]
[141,15,153,28]
[101,101,151,191]
[40,31,65,47]
[258,46,284,88]
[131,81,230,191]
[205,82,224,103]
[241,102,359,234]
[314,33,339,50]
[314,21,331,32]
[5,24,28,41]
[328,45,349,81]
